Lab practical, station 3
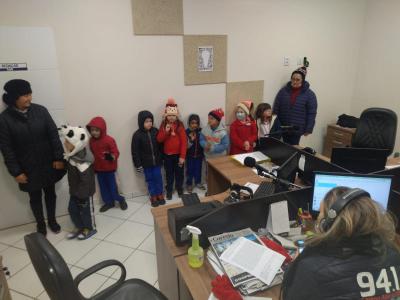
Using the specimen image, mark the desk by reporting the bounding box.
[206,156,263,195]
[0,256,11,300]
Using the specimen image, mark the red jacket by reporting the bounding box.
[229,118,258,155]
[86,116,120,172]
[157,121,187,159]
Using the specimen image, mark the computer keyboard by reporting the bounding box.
[181,193,201,206]
[254,181,276,198]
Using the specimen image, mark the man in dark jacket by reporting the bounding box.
[0,79,65,235]
[132,110,165,207]
[273,67,318,145]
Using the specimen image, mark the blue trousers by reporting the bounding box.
[144,166,164,196]
[68,196,93,230]
[186,156,203,186]
[164,154,184,193]
[97,171,124,205]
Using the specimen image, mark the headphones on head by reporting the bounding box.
[320,188,370,231]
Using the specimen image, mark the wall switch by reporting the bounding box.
[283,56,290,66]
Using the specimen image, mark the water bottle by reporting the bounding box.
[296,240,305,254]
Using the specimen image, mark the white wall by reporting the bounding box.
[0,0,366,219]
[351,0,400,153]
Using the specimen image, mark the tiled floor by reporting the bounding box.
[0,188,205,299]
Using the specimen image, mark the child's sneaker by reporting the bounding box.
[177,189,183,198]
[77,228,97,240]
[99,203,114,213]
[119,200,128,210]
[157,194,166,205]
[186,185,193,193]
[67,229,82,240]
[150,196,159,207]
[196,183,206,190]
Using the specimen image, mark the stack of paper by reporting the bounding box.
[220,237,286,286]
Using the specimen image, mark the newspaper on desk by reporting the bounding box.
[208,228,283,295]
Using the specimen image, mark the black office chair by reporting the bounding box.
[352,108,397,156]
[24,233,167,300]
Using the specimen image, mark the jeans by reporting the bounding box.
[97,171,124,205]
[186,156,203,186]
[68,196,94,230]
[144,166,164,196]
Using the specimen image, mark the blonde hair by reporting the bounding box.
[308,186,399,251]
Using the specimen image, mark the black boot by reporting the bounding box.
[37,222,47,236]
[48,219,61,234]
[29,191,46,236]
[44,184,59,233]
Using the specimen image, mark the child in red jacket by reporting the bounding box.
[157,98,187,200]
[86,116,128,212]
[229,100,258,155]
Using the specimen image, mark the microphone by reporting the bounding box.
[244,156,301,189]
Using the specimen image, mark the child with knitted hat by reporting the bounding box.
[59,125,97,240]
[157,98,187,200]
[200,108,229,157]
[229,100,257,155]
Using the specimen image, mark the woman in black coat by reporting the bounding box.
[0,79,65,235]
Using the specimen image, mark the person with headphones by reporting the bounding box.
[281,186,400,300]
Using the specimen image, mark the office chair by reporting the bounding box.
[24,233,167,300]
[351,107,397,156]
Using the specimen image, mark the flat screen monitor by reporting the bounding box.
[277,152,299,183]
[331,147,388,173]
[312,172,392,212]
[258,137,298,166]
[372,166,400,192]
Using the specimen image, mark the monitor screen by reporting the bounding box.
[312,172,392,211]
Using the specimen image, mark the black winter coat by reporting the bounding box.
[131,111,162,168]
[66,148,95,199]
[282,237,400,300]
[0,103,65,192]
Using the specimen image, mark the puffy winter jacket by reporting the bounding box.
[273,81,318,135]
[282,236,400,300]
[131,111,162,168]
[157,120,187,159]
[229,118,258,155]
[0,103,65,192]
[86,116,119,172]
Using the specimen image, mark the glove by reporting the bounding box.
[104,152,114,161]
[211,275,242,300]
[136,166,144,173]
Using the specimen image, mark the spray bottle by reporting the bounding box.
[186,225,204,268]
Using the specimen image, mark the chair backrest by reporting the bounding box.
[352,107,397,155]
[24,233,83,300]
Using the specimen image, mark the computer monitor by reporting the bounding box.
[331,147,388,173]
[258,137,298,166]
[372,166,400,193]
[277,152,299,183]
[312,172,393,212]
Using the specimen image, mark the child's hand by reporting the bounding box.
[243,141,250,151]
[136,166,144,173]
[165,124,171,133]
[104,152,114,161]
[178,157,185,167]
[53,161,65,170]
[189,132,196,141]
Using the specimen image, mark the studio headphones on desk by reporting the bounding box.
[224,183,254,204]
[320,188,370,231]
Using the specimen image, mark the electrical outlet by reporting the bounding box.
[283,56,290,66]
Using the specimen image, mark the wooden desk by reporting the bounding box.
[175,254,281,300]
[206,156,265,195]
[0,256,11,300]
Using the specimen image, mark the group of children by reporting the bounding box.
[132,98,281,207]
[58,97,280,239]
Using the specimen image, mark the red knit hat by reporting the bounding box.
[164,98,179,116]
[208,108,224,122]
[237,99,253,115]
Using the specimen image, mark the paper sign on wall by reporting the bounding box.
[0,63,28,72]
